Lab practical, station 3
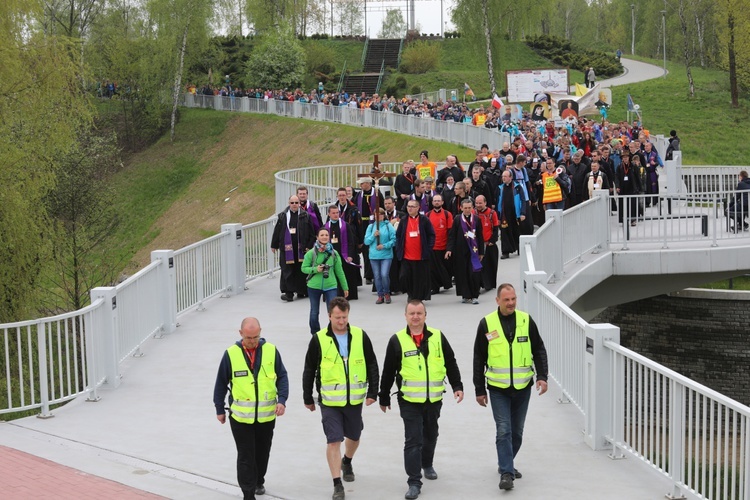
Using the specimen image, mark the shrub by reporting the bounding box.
[525,35,623,78]
[395,75,408,89]
[305,42,336,75]
[399,40,440,74]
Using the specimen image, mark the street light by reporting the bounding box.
[661,10,667,78]
[631,4,635,55]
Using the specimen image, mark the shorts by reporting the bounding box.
[320,403,364,443]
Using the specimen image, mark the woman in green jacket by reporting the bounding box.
[301,227,349,334]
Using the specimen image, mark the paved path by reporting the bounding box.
[0,257,674,499]
[570,57,665,92]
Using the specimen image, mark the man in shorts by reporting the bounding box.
[303,297,380,499]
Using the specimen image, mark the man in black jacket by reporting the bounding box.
[270,195,315,301]
[396,201,436,300]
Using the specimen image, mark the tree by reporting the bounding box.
[379,9,406,38]
[44,131,123,312]
[338,0,363,36]
[677,0,695,97]
[244,24,306,88]
[0,0,93,322]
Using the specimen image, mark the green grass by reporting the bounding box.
[302,39,365,73]
[697,275,750,290]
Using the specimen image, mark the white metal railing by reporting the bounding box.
[521,186,750,499]
[115,261,162,362]
[243,218,278,280]
[183,93,510,165]
[607,342,750,500]
[0,300,105,416]
[174,232,226,314]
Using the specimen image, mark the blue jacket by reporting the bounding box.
[364,221,397,260]
[497,181,529,220]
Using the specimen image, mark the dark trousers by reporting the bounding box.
[481,243,499,290]
[430,249,453,293]
[361,244,373,280]
[398,400,442,487]
[229,416,276,500]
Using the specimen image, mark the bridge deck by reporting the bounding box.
[0,257,672,499]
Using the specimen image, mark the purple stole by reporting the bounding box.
[357,189,377,217]
[283,211,304,264]
[303,201,321,232]
[410,193,429,214]
[325,220,359,267]
[459,214,483,272]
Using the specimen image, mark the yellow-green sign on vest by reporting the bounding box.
[396,327,447,403]
[316,327,368,407]
[484,311,535,390]
[228,343,278,424]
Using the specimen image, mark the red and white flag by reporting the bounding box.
[492,94,504,109]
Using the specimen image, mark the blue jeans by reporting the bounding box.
[308,287,338,334]
[370,258,392,297]
[489,386,532,476]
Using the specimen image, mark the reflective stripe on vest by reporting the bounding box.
[396,327,447,403]
[316,326,368,407]
[542,172,563,204]
[228,343,278,424]
[484,311,535,390]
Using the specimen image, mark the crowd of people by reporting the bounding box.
[210,93,749,500]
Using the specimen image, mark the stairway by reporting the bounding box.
[341,38,402,96]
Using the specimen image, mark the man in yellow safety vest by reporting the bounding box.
[379,300,464,500]
[303,297,380,500]
[473,284,548,491]
[214,317,289,500]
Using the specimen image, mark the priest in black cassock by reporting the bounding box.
[497,170,529,259]
[325,204,360,300]
[270,195,315,301]
[446,198,484,304]
[353,177,384,285]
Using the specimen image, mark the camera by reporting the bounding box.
[320,264,330,279]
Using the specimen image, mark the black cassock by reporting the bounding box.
[447,215,484,301]
[326,219,360,300]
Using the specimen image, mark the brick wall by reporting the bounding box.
[592,289,750,406]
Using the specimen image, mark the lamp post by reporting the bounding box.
[631,4,635,55]
[661,10,667,78]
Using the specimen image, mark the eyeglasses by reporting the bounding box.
[289,201,300,205]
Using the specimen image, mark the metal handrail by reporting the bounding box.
[397,37,404,68]
[360,37,369,68]
[337,60,347,93]
[376,60,385,94]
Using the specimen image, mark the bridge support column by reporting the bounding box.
[90,287,121,389]
[584,323,620,451]
[521,269,547,317]
[221,223,246,297]
[545,209,565,283]
[151,250,177,336]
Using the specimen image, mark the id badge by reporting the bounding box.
[466,231,475,239]
[409,231,419,238]
[623,175,628,181]
[289,227,296,234]
[485,330,499,341]
[331,236,338,243]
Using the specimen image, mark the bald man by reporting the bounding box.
[214,317,289,500]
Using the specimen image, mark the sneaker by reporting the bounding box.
[405,484,421,499]
[342,460,355,482]
[255,485,266,495]
[500,254,510,260]
[365,279,373,285]
[423,466,438,480]
[461,298,470,304]
[376,296,384,305]
[280,294,294,302]
[499,472,514,490]
[471,298,479,305]
[332,483,345,499]
[385,294,392,304]
[499,467,522,479]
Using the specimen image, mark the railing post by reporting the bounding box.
[593,190,611,251]
[584,323,620,451]
[546,209,565,283]
[83,308,101,402]
[151,250,177,336]
[90,287,120,389]
[221,223,246,296]
[36,320,53,418]
[522,270,547,317]
[666,379,687,499]
[267,219,277,278]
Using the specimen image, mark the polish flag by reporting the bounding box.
[492,94,504,109]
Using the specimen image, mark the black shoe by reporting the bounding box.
[500,254,509,260]
[342,460,355,482]
[365,279,373,285]
[298,293,308,298]
[280,294,293,302]
[405,484,421,499]
[255,485,266,495]
[499,467,521,478]
[499,472,514,490]
[423,466,438,480]
[332,483,345,500]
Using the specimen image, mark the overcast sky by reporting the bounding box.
[361,0,456,37]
